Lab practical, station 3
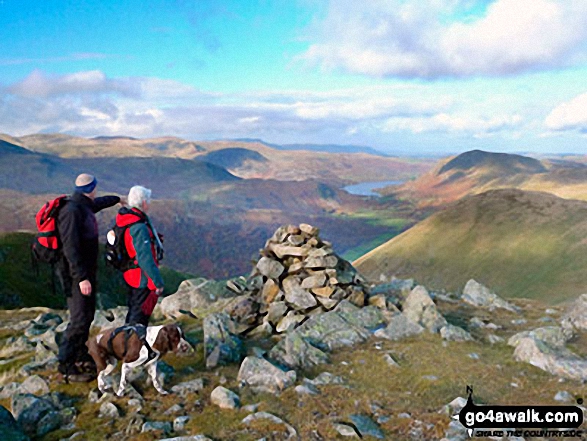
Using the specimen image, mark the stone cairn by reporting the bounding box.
[225,223,369,335]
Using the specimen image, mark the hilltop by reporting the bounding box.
[387,150,549,207]
[1,133,432,183]
[354,188,587,304]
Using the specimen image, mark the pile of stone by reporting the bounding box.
[224,223,370,335]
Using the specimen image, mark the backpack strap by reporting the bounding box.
[107,324,157,361]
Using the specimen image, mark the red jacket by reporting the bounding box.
[116,207,163,290]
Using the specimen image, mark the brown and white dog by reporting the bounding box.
[87,324,192,396]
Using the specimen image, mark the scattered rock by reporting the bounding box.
[241,412,297,439]
[141,420,172,435]
[210,386,240,409]
[237,356,296,394]
[173,416,191,432]
[349,414,385,439]
[440,324,473,342]
[333,422,359,437]
[554,391,574,402]
[170,378,205,397]
[99,402,120,419]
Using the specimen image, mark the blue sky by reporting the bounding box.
[1,0,586,154]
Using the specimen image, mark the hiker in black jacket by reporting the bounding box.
[56,173,123,382]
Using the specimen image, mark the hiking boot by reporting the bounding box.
[58,363,96,383]
[76,360,97,374]
[62,372,96,383]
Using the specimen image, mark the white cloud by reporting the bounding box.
[383,113,523,135]
[300,0,587,78]
[8,70,139,98]
[0,69,533,145]
[544,93,587,132]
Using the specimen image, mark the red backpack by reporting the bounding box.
[32,195,68,264]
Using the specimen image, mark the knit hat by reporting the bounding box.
[75,173,97,194]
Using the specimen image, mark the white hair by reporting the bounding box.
[128,185,152,209]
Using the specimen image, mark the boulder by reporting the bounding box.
[210,386,240,409]
[402,286,447,333]
[440,325,473,342]
[241,412,297,439]
[11,393,58,437]
[170,378,205,397]
[349,414,385,439]
[0,405,28,441]
[268,333,329,369]
[237,356,296,394]
[295,310,370,351]
[512,337,587,381]
[561,294,587,331]
[334,301,389,331]
[461,280,520,313]
[508,326,572,349]
[374,314,424,341]
[203,313,245,368]
[159,278,234,319]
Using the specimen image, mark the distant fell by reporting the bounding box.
[197,147,267,169]
[438,149,546,175]
[387,150,549,207]
[354,188,587,304]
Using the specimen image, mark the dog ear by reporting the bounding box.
[167,325,181,352]
[153,327,169,353]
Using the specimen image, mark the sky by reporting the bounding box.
[1,0,586,155]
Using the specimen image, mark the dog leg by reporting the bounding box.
[116,362,132,397]
[97,357,117,393]
[117,347,149,397]
[146,359,168,395]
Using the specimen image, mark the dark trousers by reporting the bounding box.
[56,259,96,366]
[125,287,157,326]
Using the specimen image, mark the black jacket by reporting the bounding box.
[58,192,120,282]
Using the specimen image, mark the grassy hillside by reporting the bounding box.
[354,189,587,304]
[0,232,191,309]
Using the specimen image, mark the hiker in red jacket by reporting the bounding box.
[116,185,164,326]
[56,173,123,382]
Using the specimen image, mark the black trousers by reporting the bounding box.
[125,286,157,326]
[56,259,96,366]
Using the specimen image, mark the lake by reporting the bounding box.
[343,180,404,197]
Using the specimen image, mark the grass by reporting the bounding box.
[355,190,587,305]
